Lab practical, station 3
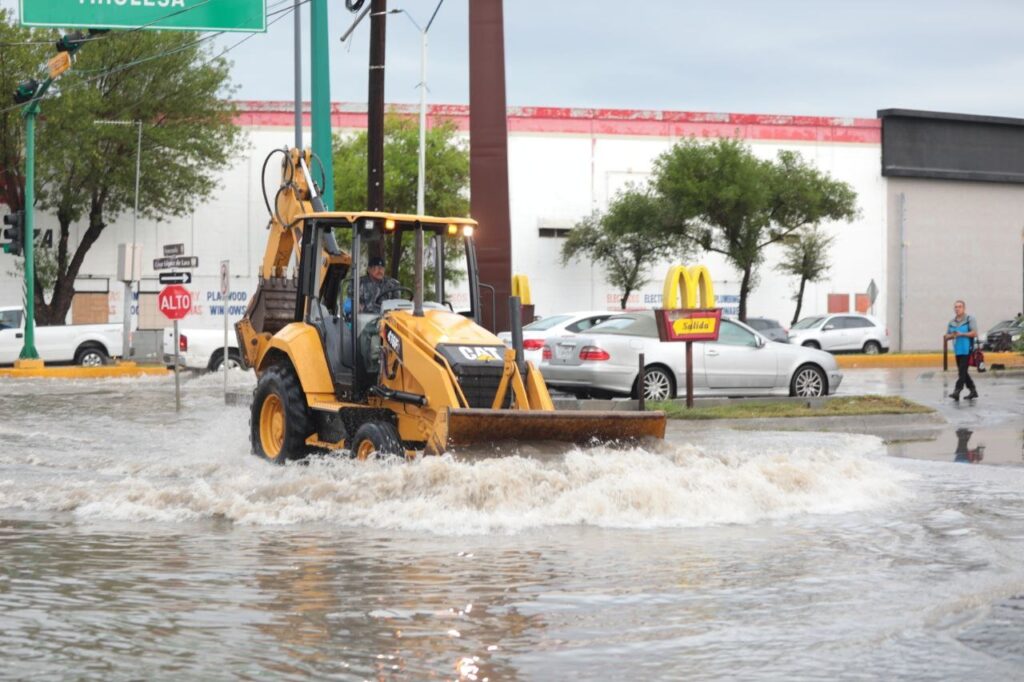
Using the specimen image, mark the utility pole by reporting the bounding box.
[293,0,303,149]
[368,0,387,213]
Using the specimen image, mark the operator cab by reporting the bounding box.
[295,212,480,401]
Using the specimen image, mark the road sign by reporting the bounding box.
[163,243,185,257]
[159,284,192,321]
[47,52,71,79]
[867,279,879,304]
[159,271,192,285]
[655,308,723,342]
[20,0,267,33]
[220,260,230,296]
[153,256,198,270]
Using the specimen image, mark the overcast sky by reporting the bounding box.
[6,0,1024,119]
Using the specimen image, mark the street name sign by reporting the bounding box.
[159,271,192,285]
[20,0,267,33]
[158,284,192,321]
[153,256,198,270]
[163,243,185,256]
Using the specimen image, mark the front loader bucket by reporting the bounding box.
[246,276,299,336]
[446,408,666,448]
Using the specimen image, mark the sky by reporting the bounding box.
[5,0,1024,120]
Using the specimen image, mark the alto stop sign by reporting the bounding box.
[158,284,193,321]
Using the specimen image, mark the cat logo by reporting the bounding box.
[385,327,402,358]
[458,346,503,362]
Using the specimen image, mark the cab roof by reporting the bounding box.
[293,210,477,230]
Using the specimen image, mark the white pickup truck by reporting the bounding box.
[164,327,242,372]
[0,306,122,366]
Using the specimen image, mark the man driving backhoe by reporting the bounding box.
[359,255,401,314]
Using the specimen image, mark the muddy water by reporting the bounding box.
[1,373,1022,680]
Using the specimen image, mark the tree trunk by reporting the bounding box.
[791,275,807,326]
[738,266,752,321]
[619,289,629,310]
[39,200,107,325]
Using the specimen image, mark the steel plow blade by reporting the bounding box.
[446,408,666,448]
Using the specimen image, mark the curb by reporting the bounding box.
[665,411,946,442]
[836,352,1023,369]
[0,362,170,379]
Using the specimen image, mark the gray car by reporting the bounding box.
[540,311,843,400]
[787,314,890,354]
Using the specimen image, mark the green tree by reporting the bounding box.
[0,11,48,212]
[17,28,242,324]
[333,115,470,289]
[561,188,691,310]
[776,226,835,325]
[653,138,857,320]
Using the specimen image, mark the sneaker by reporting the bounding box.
[966,391,979,400]
[948,392,960,401]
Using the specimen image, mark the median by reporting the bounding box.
[650,395,933,420]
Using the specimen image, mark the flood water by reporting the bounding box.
[1,372,1023,680]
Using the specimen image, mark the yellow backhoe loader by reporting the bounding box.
[237,148,665,462]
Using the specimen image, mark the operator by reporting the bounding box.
[944,299,979,401]
[358,255,401,315]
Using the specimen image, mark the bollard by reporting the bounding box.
[637,353,645,411]
[943,337,948,372]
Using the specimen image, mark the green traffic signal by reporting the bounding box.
[13,80,39,105]
[2,210,24,257]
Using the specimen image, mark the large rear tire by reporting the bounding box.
[350,421,403,460]
[250,364,313,464]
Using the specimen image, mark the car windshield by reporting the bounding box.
[523,314,572,331]
[589,313,658,338]
[792,316,825,330]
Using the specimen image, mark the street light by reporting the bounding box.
[94,119,142,360]
[391,0,444,215]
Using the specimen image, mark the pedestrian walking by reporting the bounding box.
[944,300,978,401]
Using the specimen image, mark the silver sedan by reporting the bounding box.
[540,311,843,399]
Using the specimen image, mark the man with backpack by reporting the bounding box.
[944,300,979,401]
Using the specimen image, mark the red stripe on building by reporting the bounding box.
[233,101,881,144]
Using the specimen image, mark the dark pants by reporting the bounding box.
[954,354,976,396]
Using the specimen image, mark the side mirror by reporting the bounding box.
[755,335,766,348]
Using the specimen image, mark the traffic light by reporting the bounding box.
[2,211,24,257]
[13,80,39,105]
[55,31,87,53]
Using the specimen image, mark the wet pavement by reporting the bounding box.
[839,368,1024,466]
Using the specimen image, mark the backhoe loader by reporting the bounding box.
[237,148,665,461]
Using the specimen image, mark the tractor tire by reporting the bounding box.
[250,364,313,464]
[350,421,404,461]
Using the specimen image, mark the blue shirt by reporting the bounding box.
[947,315,977,356]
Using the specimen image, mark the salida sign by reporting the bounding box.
[158,284,192,321]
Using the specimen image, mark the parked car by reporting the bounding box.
[497,310,615,367]
[980,318,1023,351]
[0,306,122,366]
[540,311,842,399]
[744,317,789,343]
[787,313,889,354]
[164,327,242,371]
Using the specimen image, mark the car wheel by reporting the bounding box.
[790,364,827,397]
[250,364,313,464]
[211,349,243,372]
[75,345,109,367]
[350,421,404,460]
[637,365,675,401]
[801,341,821,350]
[862,341,881,355]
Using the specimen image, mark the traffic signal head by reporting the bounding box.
[13,80,39,105]
[55,31,87,53]
[2,211,24,257]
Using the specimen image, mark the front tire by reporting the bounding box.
[75,345,109,367]
[250,364,313,464]
[790,364,827,397]
[350,421,403,460]
[862,341,881,355]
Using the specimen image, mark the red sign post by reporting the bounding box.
[159,284,191,411]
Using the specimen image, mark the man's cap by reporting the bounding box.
[368,256,385,267]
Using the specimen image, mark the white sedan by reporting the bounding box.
[497,310,615,367]
[540,311,843,399]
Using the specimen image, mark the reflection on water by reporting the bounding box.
[954,428,985,464]
[0,374,1023,679]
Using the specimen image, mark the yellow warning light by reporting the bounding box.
[462,225,474,237]
[384,219,396,231]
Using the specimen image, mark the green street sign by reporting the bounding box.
[20,0,266,33]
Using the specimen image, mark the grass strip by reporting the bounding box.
[650,395,934,420]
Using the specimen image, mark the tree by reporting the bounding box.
[653,138,857,320]
[561,188,691,310]
[14,27,242,324]
[333,115,470,287]
[0,11,48,212]
[776,226,835,325]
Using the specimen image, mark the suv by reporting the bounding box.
[788,314,889,354]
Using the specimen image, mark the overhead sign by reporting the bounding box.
[159,284,192,321]
[655,308,723,343]
[20,0,267,32]
[163,243,185,257]
[154,256,198,270]
[159,271,192,285]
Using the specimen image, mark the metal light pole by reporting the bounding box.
[95,119,142,360]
